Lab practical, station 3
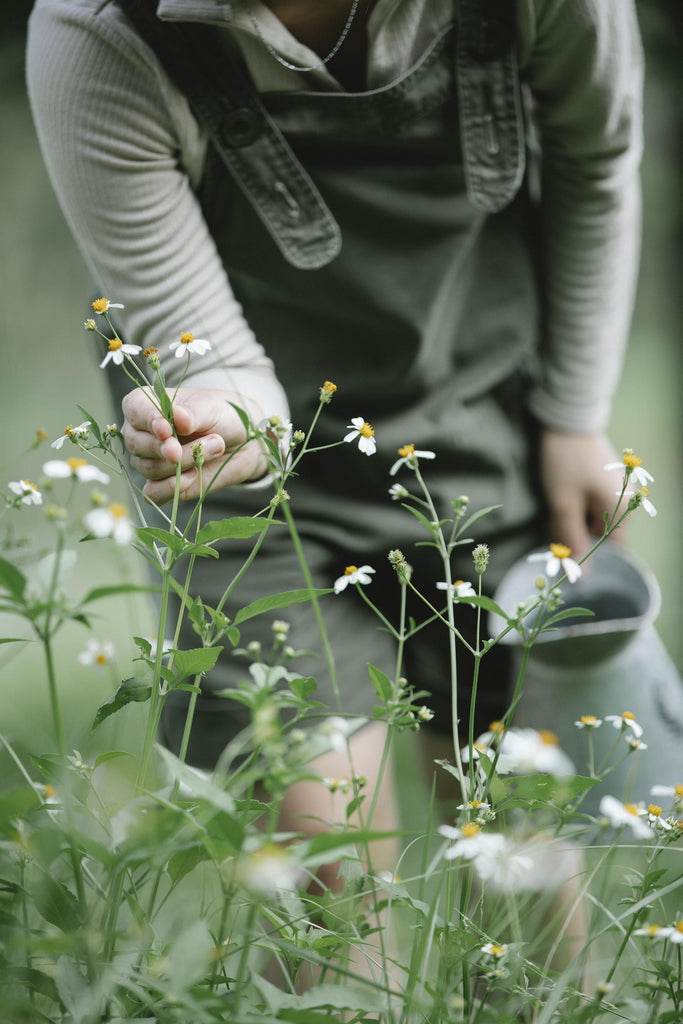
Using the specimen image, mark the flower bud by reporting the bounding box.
[472,543,489,575]
[192,441,204,468]
[84,318,97,331]
[388,548,412,584]
[319,380,338,404]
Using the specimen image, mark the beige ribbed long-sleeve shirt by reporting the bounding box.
[26,0,643,432]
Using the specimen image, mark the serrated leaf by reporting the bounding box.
[196,516,277,543]
[288,676,317,700]
[367,663,393,703]
[91,677,152,732]
[172,645,223,683]
[0,557,27,601]
[234,588,329,625]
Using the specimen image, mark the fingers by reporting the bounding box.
[140,440,267,505]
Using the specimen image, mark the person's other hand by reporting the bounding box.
[539,430,627,559]
[121,388,268,504]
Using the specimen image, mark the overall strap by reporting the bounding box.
[116,0,341,270]
[456,0,526,213]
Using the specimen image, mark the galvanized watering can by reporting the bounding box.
[489,542,683,815]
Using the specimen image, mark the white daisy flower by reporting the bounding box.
[100,337,142,368]
[650,783,683,806]
[43,458,110,485]
[83,503,135,545]
[334,563,375,594]
[50,421,91,450]
[625,736,648,752]
[575,715,603,729]
[623,487,657,517]
[416,706,435,722]
[236,842,302,895]
[436,579,477,601]
[468,725,575,777]
[389,442,436,476]
[527,543,582,583]
[657,921,683,944]
[637,803,672,832]
[91,297,124,315]
[604,711,643,738]
[599,795,652,839]
[8,480,42,505]
[633,924,665,940]
[78,638,115,668]
[169,331,212,358]
[322,777,351,793]
[343,417,376,456]
[481,942,508,958]
[320,716,351,751]
[438,825,532,888]
[605,448,654,488]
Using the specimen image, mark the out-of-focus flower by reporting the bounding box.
[481,942,508,958]
[605,711,643,738]
[624,487,657,517]
[236,842,302,894]
[389,482,409,501]
[344,417,376,455]
[83,503,135,544]
[389,443,436,476]
[657,921,683,945]
[8,480,42,506]
[438,824,532,889]
[605,448,653,488]
[575,715,603,729]
[319,380,337,403]
[527,543,582,583]
[78,638,115,668]
[468,726,575,777]
[651,783,683,807]
[170,331,211,358]
[334,564,375,594]
[599,795,652,838]
[43,458,110,485]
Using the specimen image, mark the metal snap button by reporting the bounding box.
[222,107,262,147]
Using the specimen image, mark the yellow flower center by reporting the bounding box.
[143,346,158,359]
[469,800,482,808]
[648,804,662,818]
[109,503,128,519]
[36,429,48,442]
[622,711,635,721]
[180,331,195,345]
[489,944,506,957]
[108,337,123,351]
[640,487,649,497]
[24,481,38,492]
[321,380,337,394]
[454,579,465,587]
[646,925,660,937]
[676,921,683,934]
[488,720,504,734]
[539,730,559,746]
[581,715,598,725]
[67,458,87,472]
[44,785,56,799]
[624,803,639,817]
[96,652,108,665]
[675,784,683,799]
[398,443,415,458]
[344,565,358,576]
[623,450,642,468]
[91,297,108,313]
[461,823,480,838]
[64,425,74,436]
[359,422,374,438]
[550,543,572,559]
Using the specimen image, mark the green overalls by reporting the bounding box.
[120,0,545,768]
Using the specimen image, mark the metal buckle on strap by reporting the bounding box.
[456,0,526,213]
[117,0,341,269]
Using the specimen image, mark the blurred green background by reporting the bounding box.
[1,3,681,758]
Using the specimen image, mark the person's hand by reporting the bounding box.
[539,430,627,559]
[121,388,269,504]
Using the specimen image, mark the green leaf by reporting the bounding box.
[457,504,502,535]
[167,843,211,885]
[497,773,598,809]
[539,606,595,628]
[0,557,27,601]
[196,516,278,543]
[79,582,159,605]
[228,400,253,431]
[234,588,330,625]
[457,594,511,619]
[367,663,393,703]
[0,637,26,644]
[136,526,188,557]
[172,646,223,683]
[91,677,152,732]
[33,875,81,932]
[288,676,317,700]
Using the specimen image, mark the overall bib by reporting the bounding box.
[119,1,544,767]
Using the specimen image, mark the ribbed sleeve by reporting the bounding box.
[26,0,290,425]
[522,0,643,433]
